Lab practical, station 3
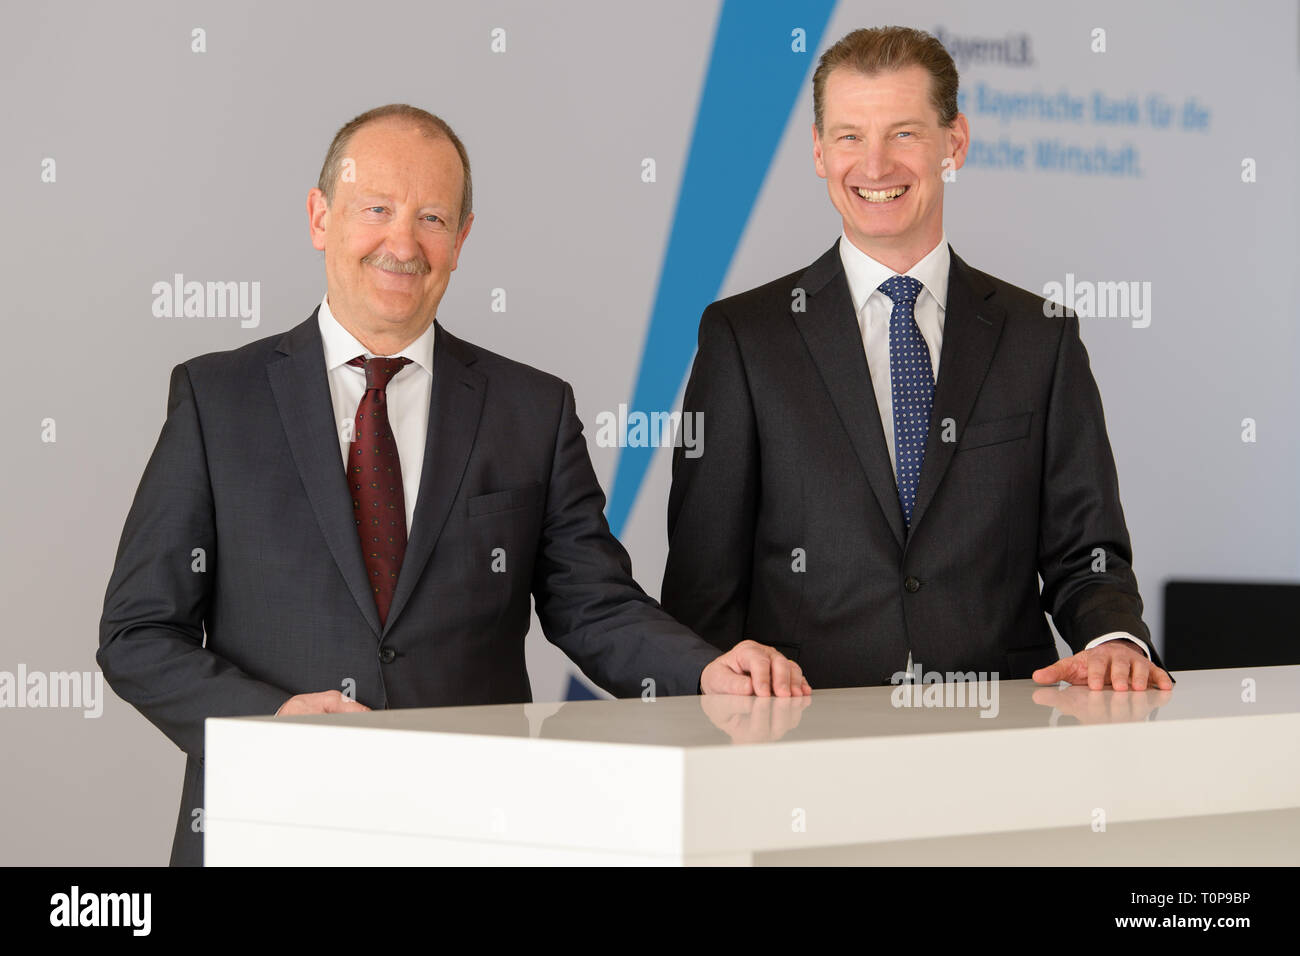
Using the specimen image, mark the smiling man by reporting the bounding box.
[661,28,1174,694]
[98,103,807,867]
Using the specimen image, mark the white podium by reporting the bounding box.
[204,665,1300,865]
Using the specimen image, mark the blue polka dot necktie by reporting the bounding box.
[878,274,932,531]
[347,355,411,626]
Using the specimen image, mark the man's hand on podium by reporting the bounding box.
[700,639,812,697]
[275,690,372,716]
[1032,640,1174,692]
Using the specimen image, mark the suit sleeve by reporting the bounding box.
[531,381,720,698]
[660,304,759,652]
[97,364,293,761]
[1036,315,1164,669]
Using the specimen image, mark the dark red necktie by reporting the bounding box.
[346,355,412,626]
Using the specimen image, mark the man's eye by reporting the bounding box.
[897,131,912,138]
[840,134,857,141]
[367,206,386,214]
[424,214,442,223]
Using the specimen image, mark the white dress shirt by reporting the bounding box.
[837,232,1151,668]
[839,230,949,480]
[317,293,434,534]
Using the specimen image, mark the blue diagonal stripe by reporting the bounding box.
[607,0,837,535]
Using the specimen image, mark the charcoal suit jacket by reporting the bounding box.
[99,309,720,866]
[662,241,1164,687]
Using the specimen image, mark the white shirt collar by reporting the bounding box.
[317,293,436,374]
[838,230,950,316]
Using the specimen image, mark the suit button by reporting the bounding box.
[904,576,922,593]
[379,647,396,664]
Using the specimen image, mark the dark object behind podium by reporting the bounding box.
[1163,581,1300,669]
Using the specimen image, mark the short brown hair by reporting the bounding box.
[812,27,959,133]
[316,103,473,231]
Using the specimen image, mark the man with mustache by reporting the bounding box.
[99,103,808,867]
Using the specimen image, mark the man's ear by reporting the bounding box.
[307,188,329,251]
[450,212,474,271]
[812,122,828,179]
[945,113,971,174]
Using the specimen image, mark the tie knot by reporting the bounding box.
[348,355,412,392]
[878,274,923,306]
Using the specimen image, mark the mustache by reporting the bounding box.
[362,251,429,275]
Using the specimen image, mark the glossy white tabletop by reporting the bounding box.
[205,665,1300,864]
[250,664,1299,747]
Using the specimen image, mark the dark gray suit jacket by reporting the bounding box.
[98,309,719,866]
[662,241,1165,687]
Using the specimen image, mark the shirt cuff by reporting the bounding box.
[1085,631,1151,660]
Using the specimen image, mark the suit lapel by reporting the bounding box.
[383,324,485,635]
[267,310,383,636]
[791,243,1008,549]
[907,250,1006,537]
[793,242,907,550]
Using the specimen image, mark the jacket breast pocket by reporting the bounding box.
[467,482,544,517]
[957,411,1031,452]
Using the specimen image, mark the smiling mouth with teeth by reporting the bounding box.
[856,185,908,203]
